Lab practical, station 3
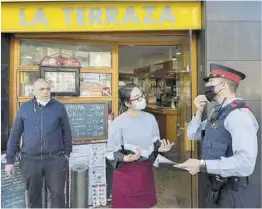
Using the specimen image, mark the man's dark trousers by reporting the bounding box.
[20,154,68,208]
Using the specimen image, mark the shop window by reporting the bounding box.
[80,73,112,97]
[19,71,40,97]
[20,40,112,68]
[118,45,187,105]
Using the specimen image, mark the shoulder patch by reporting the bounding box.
[231,100,252,111]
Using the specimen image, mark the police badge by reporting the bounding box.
[211,122,217,128]
[208,105,220,129]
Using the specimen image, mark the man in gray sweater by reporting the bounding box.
[5,78,72,208]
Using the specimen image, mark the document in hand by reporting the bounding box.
[153,154,178,169]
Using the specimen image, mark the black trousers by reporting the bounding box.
[218,182,260,208]
[203,176,259,208]
[20,155,68,208]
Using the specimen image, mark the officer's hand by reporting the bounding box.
[194,95,208,114]
[5,164,14,176]
[158,139,174,153]
[123,148,141,162]
[173,158,200,175]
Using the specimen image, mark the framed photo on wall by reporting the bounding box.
[40,67,80,96]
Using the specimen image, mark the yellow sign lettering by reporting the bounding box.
[20,8,48,26]
[1,2,201,32]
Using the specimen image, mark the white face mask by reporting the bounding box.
[133,97,147,110]
[37,99,50,107]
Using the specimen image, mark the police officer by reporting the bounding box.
[174,63,259,208]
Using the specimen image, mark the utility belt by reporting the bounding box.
[206,174,249,205]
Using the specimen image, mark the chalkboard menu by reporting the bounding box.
[1,156,26,208]
[64,102,108,141]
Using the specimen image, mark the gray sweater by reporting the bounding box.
[105,111,160,162]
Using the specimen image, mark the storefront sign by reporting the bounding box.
[1,2,201,32]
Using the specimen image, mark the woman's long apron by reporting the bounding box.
[112,161,157,208]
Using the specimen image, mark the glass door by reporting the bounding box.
[175,31,194,162]
[110,33,198,208]
[153,31,197,208]
[173,30,198,208]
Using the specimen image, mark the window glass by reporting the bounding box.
[80,73,112,97]
[19,71,40,97]
[20,40,112,68]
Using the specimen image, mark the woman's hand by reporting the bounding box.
[123,148,141,162]
[158,139,174,153]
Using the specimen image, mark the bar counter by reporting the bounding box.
[145,104,179,143]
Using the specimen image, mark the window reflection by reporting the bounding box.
[20,40,112,68]
[19,71,40,97]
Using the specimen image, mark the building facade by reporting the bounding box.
[198,2,261,207]
[1,1,261,207]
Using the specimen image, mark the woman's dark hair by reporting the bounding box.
[118,83,138,113]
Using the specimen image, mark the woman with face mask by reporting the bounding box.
[105,83,173,208]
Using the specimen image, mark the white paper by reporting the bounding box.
[153,154,177,167]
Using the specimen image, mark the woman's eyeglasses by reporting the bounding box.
[129,93,145,102]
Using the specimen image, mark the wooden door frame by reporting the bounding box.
[191,32,198,208]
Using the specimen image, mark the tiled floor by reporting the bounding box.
[154,167,192,208]
[105,150,194,208]
[153,151,193,208]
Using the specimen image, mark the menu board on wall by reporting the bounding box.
[64,102,108,142]
[45,71,76,92]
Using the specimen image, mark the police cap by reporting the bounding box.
[203,63,246,84]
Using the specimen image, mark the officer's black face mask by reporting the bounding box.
[205,82,225,102]
[205,85,216,102]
